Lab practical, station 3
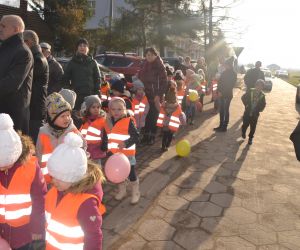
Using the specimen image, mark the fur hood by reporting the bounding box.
[66,161,105,194]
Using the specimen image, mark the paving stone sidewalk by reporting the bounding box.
[104,78,300,250]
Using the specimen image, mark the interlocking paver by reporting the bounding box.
[105,79,300,249]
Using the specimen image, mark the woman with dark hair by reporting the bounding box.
[138,47,168,144]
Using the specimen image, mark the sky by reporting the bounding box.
[222,0,300,69]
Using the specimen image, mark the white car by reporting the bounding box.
[261,68,273,91]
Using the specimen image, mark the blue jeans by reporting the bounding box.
[219,97,232,128]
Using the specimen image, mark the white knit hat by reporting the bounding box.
[47,132,87,183]
[0,114,22,168]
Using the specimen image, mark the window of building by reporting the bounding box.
[88,0,96,16]
[0,0,20,8]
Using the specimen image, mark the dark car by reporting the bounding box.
[94,53,143,82]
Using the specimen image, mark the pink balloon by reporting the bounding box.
[0,238,11,250]
[105,153,130,183]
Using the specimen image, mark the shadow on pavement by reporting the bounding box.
[164,118,250,249]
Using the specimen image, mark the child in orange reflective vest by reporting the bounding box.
[80,95,107,165]
[45,132,105,250]
[157,81,186,151]
[0,114,47,250]
[104,97,140,204]
[185,74,203,125]
[131,78,149,133]
[174,70,186,105]
[36,92,85,184]
[110,79,133,110]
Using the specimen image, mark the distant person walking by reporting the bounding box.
[244,61,265,89]
[241,79,266,145]
[0,15,33,134]
[62,38,101,110]
[40,42,64,94]
[24,30,49,143]
[214,57,237,132]
[138,47,168,144]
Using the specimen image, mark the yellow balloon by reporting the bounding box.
[176,139,191,157]
[189,90,199,102]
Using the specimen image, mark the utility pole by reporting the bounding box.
[202,0,207,59]
[109,0,114,33]
[208,0,213,47]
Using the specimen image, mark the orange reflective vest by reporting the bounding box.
[45,187,105,250]
[39,129,78,184]
[156,106,182,132]
[177,89,185,104]
[211,80,218,100]
[132,95,148,127]
[105,117,136,156]
[200,81,207,95]
[80,118,105,145]
[100,83,111,101]
[0,156,36,227]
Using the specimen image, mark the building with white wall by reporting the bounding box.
[85,0,129,30]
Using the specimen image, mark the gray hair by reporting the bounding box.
[23,30,39,45]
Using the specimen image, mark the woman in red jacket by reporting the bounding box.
[138,47,168,145]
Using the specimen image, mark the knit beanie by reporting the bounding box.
[47,132,87,183]
[111,79,125,94]
[0,114,22,168]
[76,38,89,48]
[174,70,184,81]
[166,66,173,76]
[46,92,71,122]
[59,89,77,109]
[81,95,101,115]
[132,78,144,90]
[108,97,126,109]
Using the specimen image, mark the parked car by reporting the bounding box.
[94,53,143,82]
[296,85,300,104]
[277,69,289,79]
[261,68,273,91]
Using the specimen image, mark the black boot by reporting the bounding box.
[140,134,149,145]
[248,138,253,145]
[148,135,155,145]
[214,125,223,131]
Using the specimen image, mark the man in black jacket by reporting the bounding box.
[0,15,33,134]
[244,61,265,89]
[24,30,49,143]
[40,42,64,94]
[214,57,237,132]
[290,121,300,161]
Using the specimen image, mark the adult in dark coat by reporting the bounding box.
[174,56,189,76]
[244,61,265,89]
[24,30,49,143]
[62,38,101,110]
[138,47,168,145]
[0,15,33,134]
[214,57,237,132]
[290,120,300,161]
[40,42,64,94]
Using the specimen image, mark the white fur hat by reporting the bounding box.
[47,132,87,183]
[0,114,22,168]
